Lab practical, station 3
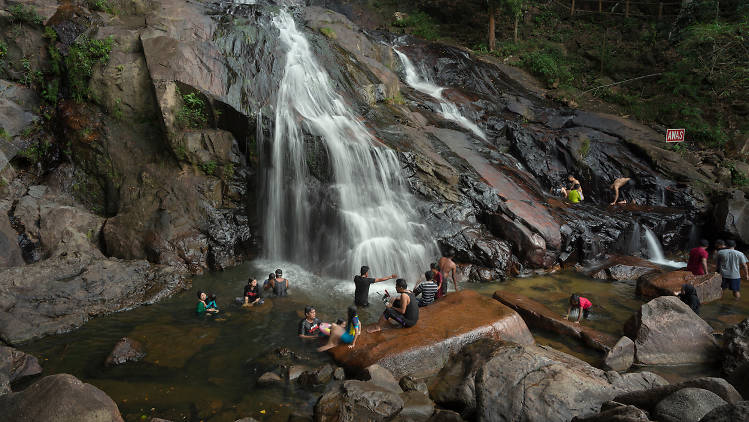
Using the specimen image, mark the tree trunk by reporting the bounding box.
[488,5,496,51]
[513,14,519,43]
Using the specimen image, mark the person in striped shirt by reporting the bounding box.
[413,271,439,307]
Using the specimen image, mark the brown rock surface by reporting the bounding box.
[493,290,617,353]
[329,291,533,378]
[105,337,146,367]
[636,270,722,304]
[590,255,661,281]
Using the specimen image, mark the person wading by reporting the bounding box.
[716,240,748,299]
[353,265,397,307]
[438,250,459,295]
[686,239,709,276]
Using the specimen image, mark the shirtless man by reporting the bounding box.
[610,177,635,205]
[438,250,459,295]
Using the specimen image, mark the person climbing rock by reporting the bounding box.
[318,306,361,351]
[243,278,264,306]
[438,249,459,295]
[678,284,700,314]
[610,177,636,205]
[196,291,218,315]
[298,305,322,339]
[367,278,418,332]
[566,294,591,323]
[413,270,439,307]
[270,269,289,297]
[716,240,748,299]
[353,265,397,307]
[686,239,709,276]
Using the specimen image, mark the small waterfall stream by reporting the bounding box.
[394,49,487,140]
[263,11,438,278]
[644,228,686,268]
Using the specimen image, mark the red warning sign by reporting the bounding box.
[666,129,685,143]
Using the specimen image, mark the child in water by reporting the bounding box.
[566,294,591,323]
[206,293,219,311]
[196,291,219,315]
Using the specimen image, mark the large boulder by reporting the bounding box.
[0,373,124,422]
[105,337,146,367]
[0,346,42,387]
[604,337,635,372]
[314,380,404,421]
[713,190,749,244]
[590,256,661,281]
[652,388,726,422]
[636,271,722,304]
[722,318,749,375]
[493,290,617,353]
[699,400,749,422]
[430,339,667,421]
[0,216,23,268]
[624,296,719,365]
[329,291,534,379]
[614,377,743,411]
[571,401,652,422]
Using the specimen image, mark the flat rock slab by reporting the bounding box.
[589,255,662,281]
[637,270,722,303]
[329,291,533,378]
[493,290,617,353]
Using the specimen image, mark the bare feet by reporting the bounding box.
[317,343,335,352]
[366,326,382,334]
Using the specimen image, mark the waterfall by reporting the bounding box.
[628,222,641,255]
[394,49,487,141]
[263,10,438,279]
[644,228,686,268]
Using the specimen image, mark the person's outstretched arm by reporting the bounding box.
[375,274,397,283]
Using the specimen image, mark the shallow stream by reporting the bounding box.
[21,263,749,421]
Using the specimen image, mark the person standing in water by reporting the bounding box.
[610,177,636,205]
[438,250,459,295]
[353,265,397,307]
[430,262,444,299]
[368,278,419,332]
[686,239,709,276]
[716,240,748,299]
[270,269,289,296]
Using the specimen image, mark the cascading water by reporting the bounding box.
[644,227,686,268]
[263,10,438,279]
[394,49,487,141]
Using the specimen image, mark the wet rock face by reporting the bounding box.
[652,388,726,422]
[0,346,42,387]
[315,380,404,421]
[614,377,742,411]
[430,339,667,422]
[636,271,722,304]
[722,318,749,376]
[624,296,719,365]
[713,190,749,244]
[328,291,533,379]
[0,374,124,422]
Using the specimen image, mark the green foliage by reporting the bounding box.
[521,48,573,87]
[579,137,590,159]
[319,27,336,39]
[728,163,749,186]
[65,36,114,102]
[174,144,187,161]
[86,0,114,14]
[8,4,43,25]
[0,40,7,62]
[18,139,51,163]
[112,98,123,120]
[393,12,439,40]
[199,161,217,176]
[177,91,208,129]
[222,163,235,179]
[20,58,43,87]
[385,93,406,105]
[0,128,10,141]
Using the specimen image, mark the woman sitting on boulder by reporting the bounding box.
[566,294,591,323]
[318,306,360,351]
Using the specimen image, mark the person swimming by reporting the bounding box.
[270,269,289,296]
[318,306,361,351]
[196,291,219,315]
[566,294,591,323]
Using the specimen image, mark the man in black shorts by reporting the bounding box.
[353,265,397,307]
[610,177,636,205]
[367,278,419,332]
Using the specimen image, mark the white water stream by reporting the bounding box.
[394,48,487,140]
[263,11,438,279]
[644,228,686,268]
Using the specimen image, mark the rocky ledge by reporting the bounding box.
[329,290,534,378]
[636,270,723,303]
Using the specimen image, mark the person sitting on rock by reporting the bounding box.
[270,269,289,297]
[196,291,219,315]
[686,239,709,276]
[560,175,584,203]
[678,284,700,314]
[610,177,636,205]
[243,278,264,306]
[716,239,748,299]
[299,305,322,339]
[318,306,361,351]
[413,270,439,307]
[566,294,591,323]
[367,278,419,332]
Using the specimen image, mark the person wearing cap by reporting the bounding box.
[270,269,289,296]
[354,265,397,307]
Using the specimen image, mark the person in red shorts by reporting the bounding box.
[686,239,709,275]
[566,294,592,324]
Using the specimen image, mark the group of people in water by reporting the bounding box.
[687,238,749,301]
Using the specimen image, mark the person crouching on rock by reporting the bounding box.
[196,291,219,315]
[414,270,439,307]
[243,278,264,306]
[678,284,700,314]
[318,306,361,351]
[367,278,419,333]
[566,294,591,324]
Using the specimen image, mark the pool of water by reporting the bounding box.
[20,264,749,421]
